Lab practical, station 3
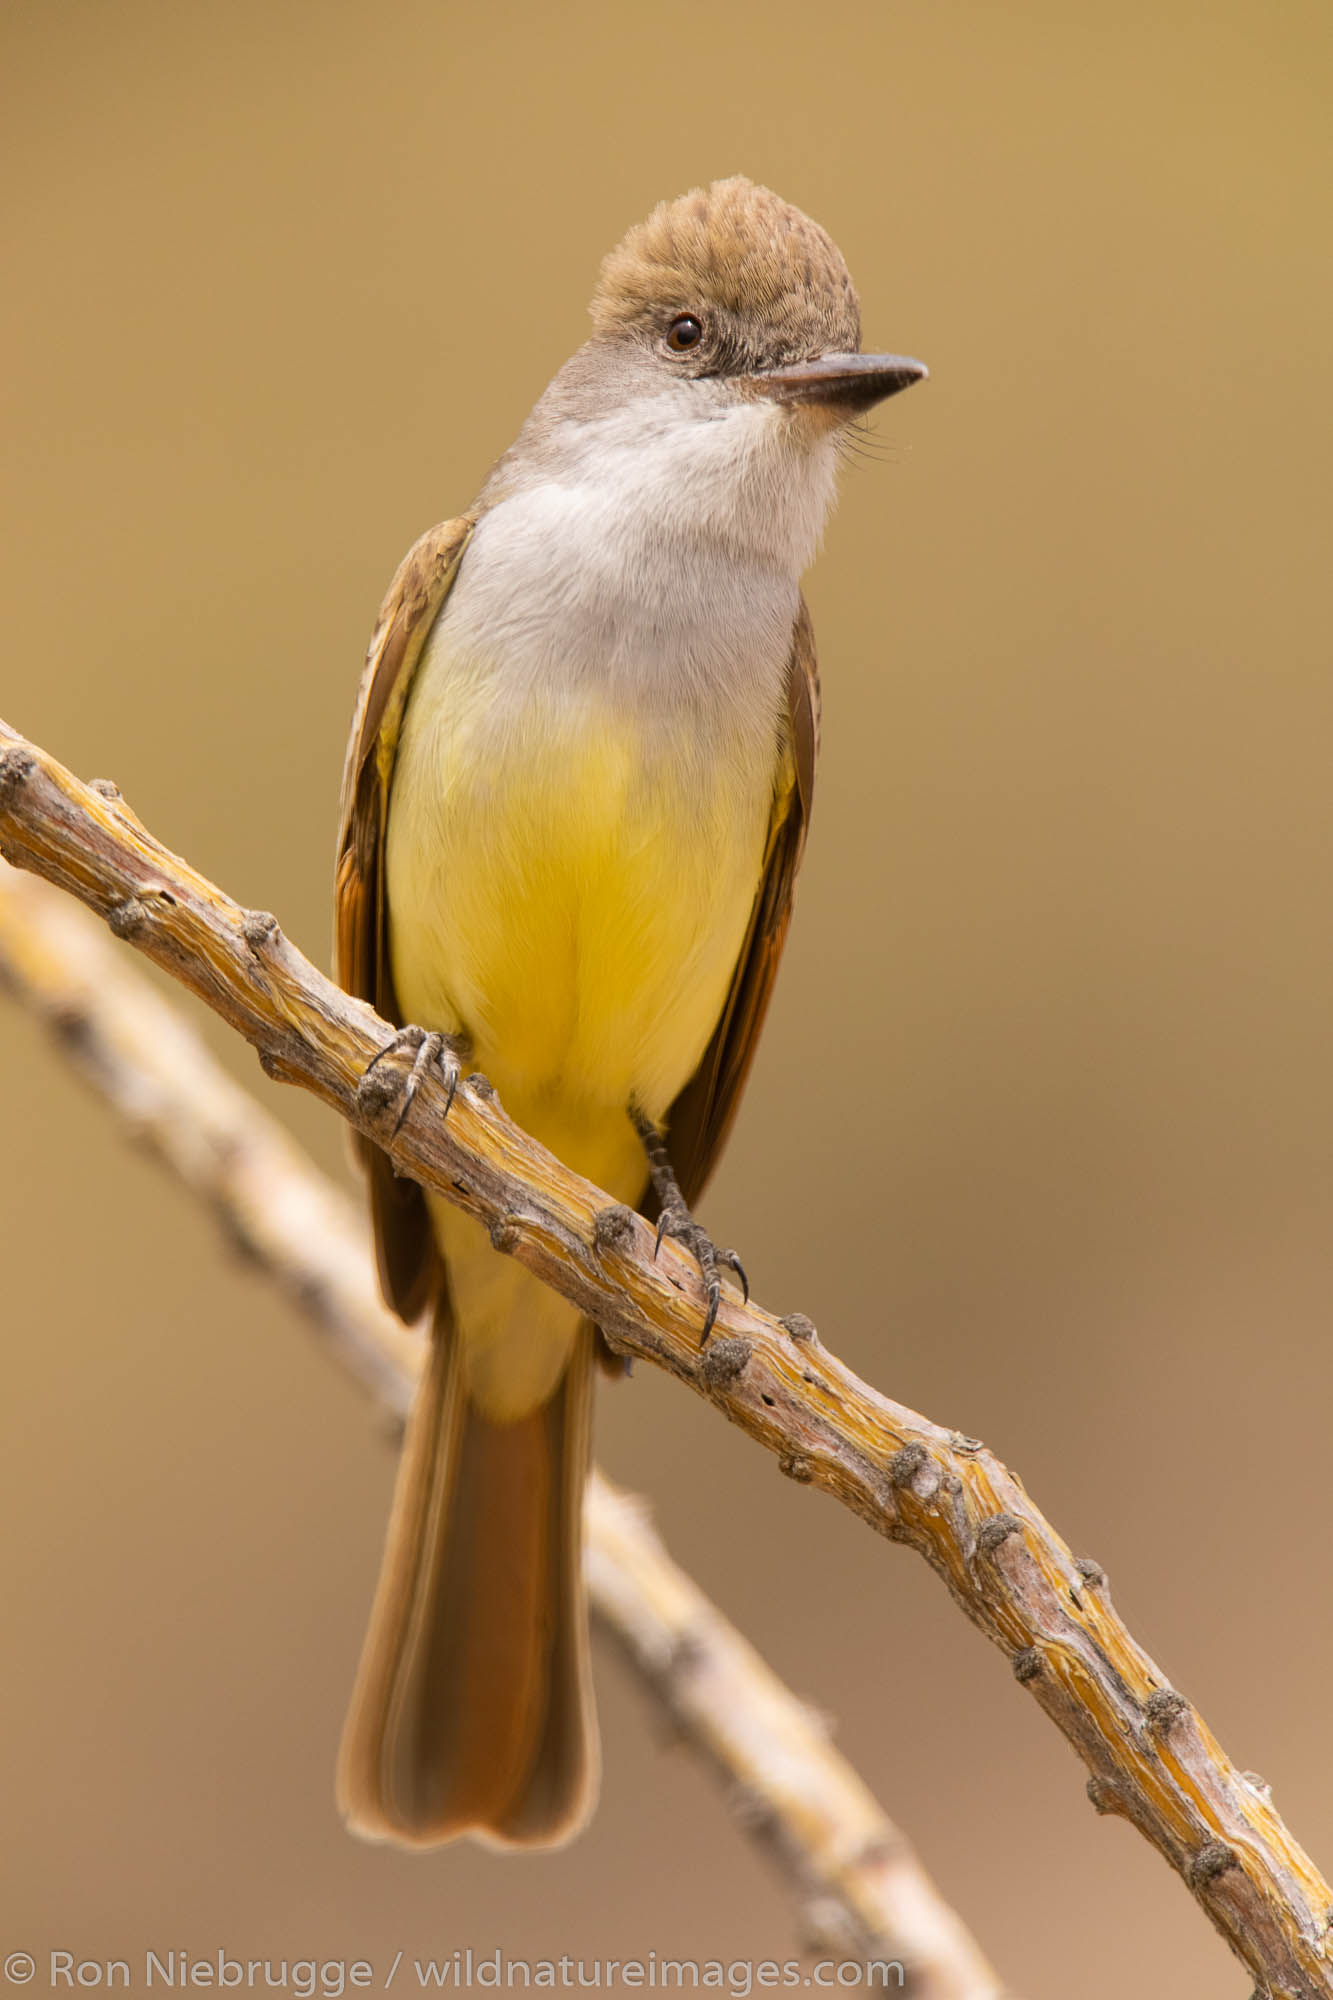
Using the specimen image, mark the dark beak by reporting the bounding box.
[750,351,928,414]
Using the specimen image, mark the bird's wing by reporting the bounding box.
[661,596,820,1208]
[335,513,475,1320]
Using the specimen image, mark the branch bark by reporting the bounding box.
[0,857,1004,1998]
[2,716,1330,1998]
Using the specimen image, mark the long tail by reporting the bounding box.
[337,1306,597,1847]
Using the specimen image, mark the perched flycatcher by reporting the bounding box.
[334,178,925,1850]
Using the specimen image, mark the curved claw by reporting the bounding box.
[719,1249,749,1305]
[389,1073,423,1140]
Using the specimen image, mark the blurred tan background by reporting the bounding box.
[2,1,1331,1992]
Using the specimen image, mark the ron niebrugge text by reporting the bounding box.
[34,1954,904,1995]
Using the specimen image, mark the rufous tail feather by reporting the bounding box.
[337,1307,597,1847]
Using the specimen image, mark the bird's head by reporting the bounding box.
[590,177,926,431]
[487,180,925,573]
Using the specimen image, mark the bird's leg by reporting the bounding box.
[628,1105,749,1342]
[359,1024,471,1139]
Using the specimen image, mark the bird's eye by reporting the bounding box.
[666,314,704,353]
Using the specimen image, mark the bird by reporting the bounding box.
[333,176,925,1851]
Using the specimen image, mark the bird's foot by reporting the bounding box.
[358,1025,469,1138]
[630,1105,748,1342]
[653,1204,748,1342]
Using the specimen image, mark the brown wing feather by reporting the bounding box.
[335,515,475,1320]
[661,597,820,1208]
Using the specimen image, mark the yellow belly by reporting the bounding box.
[383,642,776,1417]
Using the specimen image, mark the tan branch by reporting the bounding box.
[1,717,1330,1998]
[0,860,1006,1999]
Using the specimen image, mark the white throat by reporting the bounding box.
[433,392,840,722]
